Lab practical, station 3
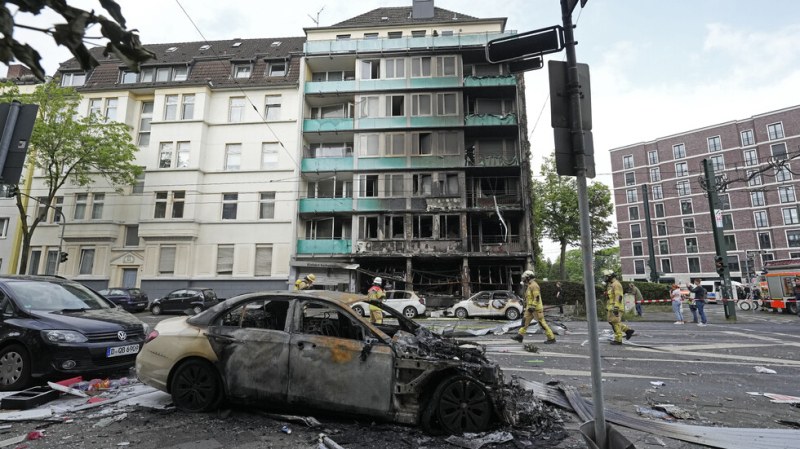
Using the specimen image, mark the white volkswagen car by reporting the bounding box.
[352,290,426,319]
[446,290,523,320]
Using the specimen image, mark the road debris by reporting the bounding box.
[317,433,346,449]
[445,431,513,449]
[92,413,127,428]
[754,366,777,374]
[764,393,800,404]
[0,434,27,448]
[634,405,675,421]
[650,381,665,387]
[652,404,692,420]
[260,412,322,427]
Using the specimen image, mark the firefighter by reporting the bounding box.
[605,271,634,345]
[367,277,386,324]
[294,273,315,291]
[511,270,556,344]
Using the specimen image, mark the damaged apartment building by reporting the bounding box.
[11,1,533,300]
[295,0,534,297]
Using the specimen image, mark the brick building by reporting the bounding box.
[610,105,800,283]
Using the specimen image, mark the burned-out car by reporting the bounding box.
[136,290,516,434]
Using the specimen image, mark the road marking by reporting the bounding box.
[502,367,677,379]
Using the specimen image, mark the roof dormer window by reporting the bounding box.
[60,72,86,87]
[232,42,242,47]
[233,64,252,79]
[166,47,178,53]
[270,41,281,47]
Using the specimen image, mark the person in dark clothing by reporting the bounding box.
[688,278,708,326]
[628,283,644,317]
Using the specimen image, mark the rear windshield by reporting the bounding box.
[5,280,112,311]
[128,288,141,295]
[203,290,217,301]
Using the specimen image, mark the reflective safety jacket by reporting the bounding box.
[606,279,624,311]
[367,285,385,310]
[295,279,311,290]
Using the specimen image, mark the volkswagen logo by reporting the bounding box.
[117,331,127,341]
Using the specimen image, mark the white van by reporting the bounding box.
[696,280,742,304]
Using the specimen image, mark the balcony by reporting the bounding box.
[63,221,119,240]
[299,198,354,213]
[464,113,517,127]
[355,197,407,212]
[355,239,465,254]
[302,157,354,172]
[297,239,352,255]
[469,234,526,253]
[138,220,200,239]
[463,75,516,87]
[305,31,515,55]
[303,118,354,133]
[305,80,356,94]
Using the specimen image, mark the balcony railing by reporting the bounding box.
[464,113,517,127]
[463,75,516,87]
[469,234,525,253]
[297,239,352,255]
[305,31,515,55]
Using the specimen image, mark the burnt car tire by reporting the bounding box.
[505,308,520,321]
[193,305,203,315]
[454,308,468,319]
[427,374,493,434]
[170,359,223,413]
[151,304,162,316]
[403,306,418,318]
[0,344,31,392]
[353,305,365,317]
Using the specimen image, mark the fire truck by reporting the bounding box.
[760,259,800,314]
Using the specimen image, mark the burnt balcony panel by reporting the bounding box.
[355,239,464,255]
[469,234,525,253]
[356,197,406,212]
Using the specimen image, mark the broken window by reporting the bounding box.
[441,174,459,195]
[413,174,432,196]
[439,215,460,238]
[222,299,289,331]
[300,301,365,340]
[413,215,434,239]
[385,215,405,239]
[359,216,379,239]
[306,217,350,240]
[359,175,379,197]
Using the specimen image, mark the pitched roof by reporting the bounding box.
[332,7,479,27]
[57,37,306,90]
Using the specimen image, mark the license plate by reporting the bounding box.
[106,344,140,357]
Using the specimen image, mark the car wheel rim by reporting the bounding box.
[437,378,491,433]
[456,309,466,318]
[173,363,217,411]
[152,306,160,314]
[0,352,23,385]
[404,307,415,318]
[194,307,202,314]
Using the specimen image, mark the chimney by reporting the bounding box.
[6,64,34,79]
[412,0,434,19]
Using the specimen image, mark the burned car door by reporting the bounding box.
[287,300,393,417]
[206,297,291,403]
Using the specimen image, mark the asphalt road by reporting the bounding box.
[17,304,799,449]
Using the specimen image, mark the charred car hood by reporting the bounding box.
[28,308,144,331]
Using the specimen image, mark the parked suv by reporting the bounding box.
[0,275,148,391]
[150,288,218,315]
[97,287,149,312]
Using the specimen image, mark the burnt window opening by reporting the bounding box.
[413,215,434,239]
[385,215,405,239]
[305,217,350,240]
[413,174,432,196]
[359,216,379,239]
[440,215,460,238]
[413,133,433,155]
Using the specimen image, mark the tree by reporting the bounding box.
[533,155,616,280]
[0,0,154,80]
[0,81,143,273]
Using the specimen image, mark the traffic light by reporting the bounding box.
[714,255,725,276]
[59,252,68,263]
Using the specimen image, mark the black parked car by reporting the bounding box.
[97,287,149,312]
[0,275,148,391]
[150,288,218,316]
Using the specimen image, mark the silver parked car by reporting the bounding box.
[352,290,426,318]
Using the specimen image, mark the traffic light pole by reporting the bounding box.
[641,184,659,282]
[560,1,607,447]
[55,209,66,273]
[702,159,736,321]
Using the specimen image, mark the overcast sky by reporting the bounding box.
[7,0,800,261]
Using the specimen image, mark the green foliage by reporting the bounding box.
[532,155,617,280]
[1,81,143,273]
[0,0,154,80]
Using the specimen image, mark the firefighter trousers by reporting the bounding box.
[518,309,555,340]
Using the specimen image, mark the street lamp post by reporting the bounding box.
[54,209,66,274]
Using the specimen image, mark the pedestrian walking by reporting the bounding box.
[555,281,564,314]
[294,273,315,291]
[605,272,634,345]
[688,279,708,326]
[687,295,699,323]
[511,271,556,344]
[671,283,685,324]
[367,277,386,324]
[628,283,644,317]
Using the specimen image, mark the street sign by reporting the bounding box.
[485,26,564,64]
[0,102,38,185]
[508,55,543,74]
[549,60,592,130]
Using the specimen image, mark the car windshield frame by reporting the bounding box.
[5,280,113,311]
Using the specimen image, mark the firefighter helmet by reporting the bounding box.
[305,274,316,282]
[373,277,382,285]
